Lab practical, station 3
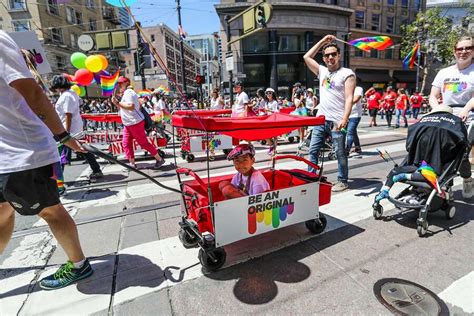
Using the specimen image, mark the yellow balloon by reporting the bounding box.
[85,55,102,73]
[97,54,108,71]
[71,85,81,95]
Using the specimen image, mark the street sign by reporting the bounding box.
[235,73,247,78]
[77,34,94,52]
[226,55,234,72]
[8,31,52,74]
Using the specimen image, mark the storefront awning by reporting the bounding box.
[356,70,392,83]
[393,70,418,83]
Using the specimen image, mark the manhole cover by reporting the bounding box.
[373,278,448,315]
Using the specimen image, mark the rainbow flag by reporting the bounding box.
[418,161,441,193]
[100,70,120,97]
[138,89,152,97]
[403,42,420,69]
[349,36,394,52]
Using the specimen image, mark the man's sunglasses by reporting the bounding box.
[455,46,473,52]
[323,52,338,58]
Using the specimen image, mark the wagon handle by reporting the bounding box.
[176,168,207,188]
[273,155,320,172]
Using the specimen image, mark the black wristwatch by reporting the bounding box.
[54,131,71,144]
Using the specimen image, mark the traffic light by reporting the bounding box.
[256,5,266,27]
[195,75,205,85]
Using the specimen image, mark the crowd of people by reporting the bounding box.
[0,27,472,293]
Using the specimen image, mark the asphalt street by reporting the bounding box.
[1,115,473,315]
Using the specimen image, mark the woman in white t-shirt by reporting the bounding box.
[111,77,165,170]
[264,88,280,154]
[305,88,319,116]
[210,88,224,110]
[429,36,473,199]
[232,81,249,117]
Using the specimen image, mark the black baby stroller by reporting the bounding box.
[372,110,469,237]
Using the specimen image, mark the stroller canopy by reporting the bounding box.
[172,113,325,141]
[406,111,468,175]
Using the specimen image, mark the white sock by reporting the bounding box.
[73,258,86,269]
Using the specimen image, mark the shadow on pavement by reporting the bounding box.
[205,221,365,305]
[350,177,382,196]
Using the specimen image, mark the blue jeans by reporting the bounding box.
[346,117,361,152]
[308,121,348,182]
[396,109,407,127]
[412,107,420,119]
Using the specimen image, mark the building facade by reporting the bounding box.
[123,24,202,94]
[0,0,121,77]
[348,0,427,92]
[427,0,473,29]
[185,33,222,97]
[215,0,353,97]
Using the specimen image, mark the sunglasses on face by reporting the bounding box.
[323,52,338,58]
[266,92,272,94]
[455,46,473,53]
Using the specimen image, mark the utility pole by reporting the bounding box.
[176,0,187,95]
[135,22,146,90]
[225,15,233,105]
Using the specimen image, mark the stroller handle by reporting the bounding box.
[176,168,207,188]
[273,155,320,172]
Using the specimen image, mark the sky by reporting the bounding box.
[130,0,222,36]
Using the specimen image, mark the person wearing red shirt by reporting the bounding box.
[365,87,382,127]
[382,86,397,127]
[395,88,409,128]
[409,91,423,119]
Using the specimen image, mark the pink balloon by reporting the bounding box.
[74,69,94,86]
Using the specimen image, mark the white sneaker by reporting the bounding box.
[462,178,473,199]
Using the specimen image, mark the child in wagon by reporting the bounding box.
[219,143,270,199]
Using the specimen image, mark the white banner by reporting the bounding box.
[8,31,52,74]
[189,134,233,153]
[213,183,320,247]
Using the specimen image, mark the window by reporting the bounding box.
[9,0,26,10]
[355,11,365,28]
[354,48,364,57]
[51,28,63,44]
[47,0,59,15]
[55,55,66,69]
[386,16,395,33]
[371,14,380,31]
[401,0,409,8]
[277,35,300,52]
[66,7,83,25]
[89,19,97,31]
[70,33,78,48]
[85,0,94,8]
[385,49,392,59]
[370,50,379,58]
[387,0,395,5]
[12,20,30,32]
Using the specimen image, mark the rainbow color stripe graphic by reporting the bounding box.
[443,82,467,93]
[402,42,420,69]
[247,194,294,234]
[100,70,120,97]
[322,77,335,90]
[349,36,394,52]
[418,160,441,193]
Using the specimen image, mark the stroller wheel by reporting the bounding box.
[305,213,327,234]
[199,247,226,272]
[445,206,456,219]
[186,154,195,162]
[417,220,429,237]
[372,204,383,220]
[178,228,199,248]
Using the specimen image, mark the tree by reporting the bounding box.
[400,7,471,93]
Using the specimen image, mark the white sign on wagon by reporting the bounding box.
[213,183,320,247]
[8,31,52,74]
[189,134,233,153]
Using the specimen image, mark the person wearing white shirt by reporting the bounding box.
[304,35,356,192]
[346,86,364,156]
[305,88,319,116]
[210,88,224,110]
[232,81,249,117]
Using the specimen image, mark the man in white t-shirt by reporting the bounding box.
[346,86,364,156]
[50,75,103,181]
[304,35,356,192]
[232,81,249,117]
[429,36,473,198]
[0,30,93,290]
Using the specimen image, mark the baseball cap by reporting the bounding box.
[307,88,314,93]
[118,76,130,84]
[227,143,255,160]
[265,88,275,93]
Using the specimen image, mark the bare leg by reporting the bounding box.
[38,204,85,263]
[0,202,15,255]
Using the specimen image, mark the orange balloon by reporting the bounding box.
[97,54,108,71]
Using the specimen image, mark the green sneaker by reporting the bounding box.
[39,259,93,290]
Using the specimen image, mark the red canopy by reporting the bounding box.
[81,113,122,123]
[173,109,232,116]
[172,113,325,140]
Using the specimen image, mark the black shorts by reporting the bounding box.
[0,164,60,216]
[369,109,378,117]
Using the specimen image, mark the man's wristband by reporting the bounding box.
[54,131,71,144]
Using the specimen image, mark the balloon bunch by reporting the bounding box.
[66,52,111,97]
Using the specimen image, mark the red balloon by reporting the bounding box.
[74,69,94,86]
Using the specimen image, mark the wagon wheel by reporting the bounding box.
[199,248,226,272]
[186,154,195,162]
[288,136,295,143]
[372,203,383,220]
[305,213,327,234]
[178,228,199,248]
[223,149,231,156]
[158,149,166,158]
[260,140,267,145]
[180,151,187,160]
